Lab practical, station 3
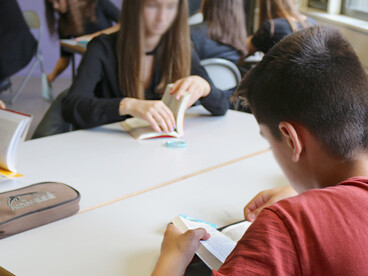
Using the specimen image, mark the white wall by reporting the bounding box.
[304,11,368,70]
[299,0,368,70]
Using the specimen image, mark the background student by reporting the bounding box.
[190,0,248,64]
[61,0,228,132]
[246,0,315,55]
[0,100,5,109]
[0,0,37,94]
[45,0,120,84]
[152,26,368,275]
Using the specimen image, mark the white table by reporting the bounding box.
[0,107,268,211]
[0,152,288,276]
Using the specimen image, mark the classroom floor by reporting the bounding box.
[0,76,72,140]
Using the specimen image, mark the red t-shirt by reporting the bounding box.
[213,177,368,275]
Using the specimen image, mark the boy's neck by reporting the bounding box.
[314,153,368,189]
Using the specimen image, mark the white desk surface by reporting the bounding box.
[0,107,268,211]
[0,152,288,276]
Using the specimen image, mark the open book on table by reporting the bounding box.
[120,84,190,140]
[172,215,251,271]
[0,109,32,179]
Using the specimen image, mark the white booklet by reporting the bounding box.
[172,215,251,271]
[120,84,190,140]
[0,109,32,173]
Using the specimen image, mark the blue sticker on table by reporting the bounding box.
[165,140,187,148]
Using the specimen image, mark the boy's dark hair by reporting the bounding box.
[236,25,368,159]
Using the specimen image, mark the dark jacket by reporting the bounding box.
[190,22,242,64]
[0,0,37,80]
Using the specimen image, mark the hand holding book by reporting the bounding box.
[121,84,190,140]
[120,97,176,134]
[0,108,32,179]
[152,223,210,276]
[170,76,211,108]
[244,186,298,221]
[152,215,251,276]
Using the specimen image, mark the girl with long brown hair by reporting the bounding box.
[190,0,248,64]
[62,0,228,133]
[246,0,315,55]
[45,0,120,84]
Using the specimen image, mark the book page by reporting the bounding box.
[172,216,236,271]
[120,117,178,140]
[0,109,31,172]
[161,84,190,136]
[220,221,251,243]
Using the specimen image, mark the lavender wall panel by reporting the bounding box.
[16,0,122,78]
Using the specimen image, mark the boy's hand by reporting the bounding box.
[170,76,211,108]
[244,186,298,222]
[152,224,210,276]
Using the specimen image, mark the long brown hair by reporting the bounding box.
[201,0,248,55]
[117,0,191,99]
[259,0,309,35]
[45,0,96,37]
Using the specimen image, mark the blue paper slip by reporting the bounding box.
[165,140,187,148]
[178,214,217,229]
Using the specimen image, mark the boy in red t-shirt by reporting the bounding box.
[152,26,368,275]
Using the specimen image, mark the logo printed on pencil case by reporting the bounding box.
[2,192,56,211]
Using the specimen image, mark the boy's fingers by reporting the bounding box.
[245,206,264,222]
[186,228,210,241]
[166,223,180,233]
[195,228,210,240]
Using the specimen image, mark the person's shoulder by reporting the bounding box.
[259,19,272,30]
[272,18,290,28]
[96,0,110,7]
[89,31,117,48]
[86,31,118,57]
[306,17,317,26]
[268,177,368,217]
[190,21,207,38]
[190,21,207,31]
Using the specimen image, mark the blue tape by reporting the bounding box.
[179,214,218,228]
[165,140,187,148]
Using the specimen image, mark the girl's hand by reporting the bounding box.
[152,224,210,276]
[170,76,211,107]
[119,98,176,133]
[244,186,298,222]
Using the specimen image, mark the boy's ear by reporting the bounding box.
[279,122,303,162]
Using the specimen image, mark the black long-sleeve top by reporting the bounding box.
[190,22,242,64]
[0,0,37,80]
[62,32,228,129]
[251,17,316,54]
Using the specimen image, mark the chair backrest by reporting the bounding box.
[22,10,42,54]
[188,12,203,25]
[23,10,41,29]
[200,58,242,90]
[32,89,74,139]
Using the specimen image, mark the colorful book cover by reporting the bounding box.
[0,168,23,181]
